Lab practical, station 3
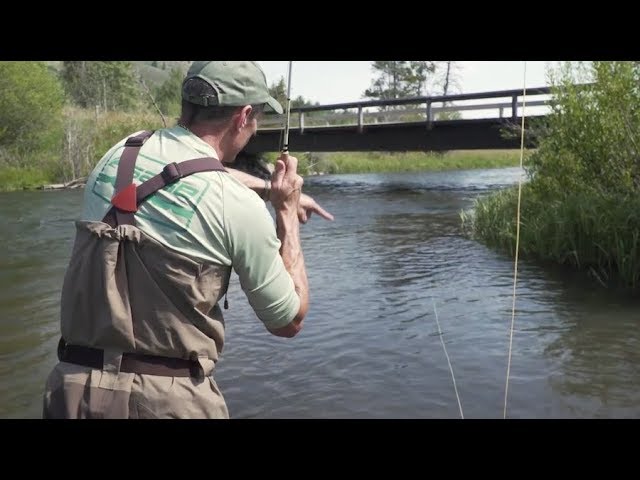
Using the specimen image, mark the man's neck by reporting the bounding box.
[177,122,228,162]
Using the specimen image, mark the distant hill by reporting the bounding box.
[44,61,192,88]
[133,61,191,87]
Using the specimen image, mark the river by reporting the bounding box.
[1,167,639,418]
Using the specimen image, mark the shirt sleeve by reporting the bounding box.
[222,178,300,330]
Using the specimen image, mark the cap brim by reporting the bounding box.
[264,96,284,114]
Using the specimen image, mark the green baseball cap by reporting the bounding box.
[182,61,283,114]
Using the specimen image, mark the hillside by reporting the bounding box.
[44,61,192,87]
[133,61,191,86]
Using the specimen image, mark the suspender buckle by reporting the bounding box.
[124,131,153,147]
[161,162,183,184]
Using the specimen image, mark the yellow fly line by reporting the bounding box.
[504,61,528,419]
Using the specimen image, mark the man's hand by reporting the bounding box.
[298,193,334,224]
[270,154,304,213]
[224,164,334,224]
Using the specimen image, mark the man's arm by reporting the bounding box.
[225,166,269,196]
[266,154,308,338]
[225,166,334,223]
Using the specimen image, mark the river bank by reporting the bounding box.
[1,150,524,192]
[298,150,524,175]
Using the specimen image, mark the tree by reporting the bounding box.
[266,77,323,126]
[269,77,287,107]
[364,61,412,104]
[153,67,184,117]
[432,61,462,120]
[269,77,318,109]
[0,61,64,153]
[528,61,640,195]
[407,61,437,96]
[363,61,436,110]
[291,95,319,109]
[431,61,461,96]
[61,61,142,111]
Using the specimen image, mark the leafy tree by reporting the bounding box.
[291,95,318,109]
[268,77,319,109]
[363,61,436,109]
[407,61,436,96]
[61,61,142,111]
[0,61,65,152]
[364,61,412,103]
[269,77,287,107]
[528,61,640,196]
[433,61,462,120]
[153,67,184,117]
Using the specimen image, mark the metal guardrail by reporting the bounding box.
[258,85,568,133]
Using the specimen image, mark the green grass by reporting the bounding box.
[262,149,527,175]
[326,150,523,174]
[2,147,523,192]
[0,107,167,192]
[0,166,55,192]
[462,185,640,292]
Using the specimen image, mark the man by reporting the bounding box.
[43,61,326,419]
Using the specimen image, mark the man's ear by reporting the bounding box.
[237,105,253,130]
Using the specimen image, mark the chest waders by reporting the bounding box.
[57,130,227,380]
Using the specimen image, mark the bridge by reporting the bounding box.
[244,86,554,154]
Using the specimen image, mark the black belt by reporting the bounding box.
[57,338,202,378]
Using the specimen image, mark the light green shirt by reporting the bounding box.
[82,125,299,330]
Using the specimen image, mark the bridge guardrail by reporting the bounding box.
[257,84,590,132]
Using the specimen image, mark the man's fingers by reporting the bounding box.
[311,204,334,221]
[277,153,296,170]
[271,159,286,187]
[285,154,297,170]
[283,155,298,177]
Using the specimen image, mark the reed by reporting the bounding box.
[463,186,640,291]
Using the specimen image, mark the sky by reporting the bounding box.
[258,61,555,105]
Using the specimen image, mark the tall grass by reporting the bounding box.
[0,166,54,191]
[262,149,523,176]
[0,107,166,190]
[463,186,640,290]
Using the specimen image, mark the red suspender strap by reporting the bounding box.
[102,131,227,227]
[108,131,155,226]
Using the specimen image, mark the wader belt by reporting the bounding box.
[57,339,202,378]
[102,130,227,227]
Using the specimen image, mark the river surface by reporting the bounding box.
[2,167,639,418]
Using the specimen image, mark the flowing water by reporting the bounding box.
[2,167,639,418]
